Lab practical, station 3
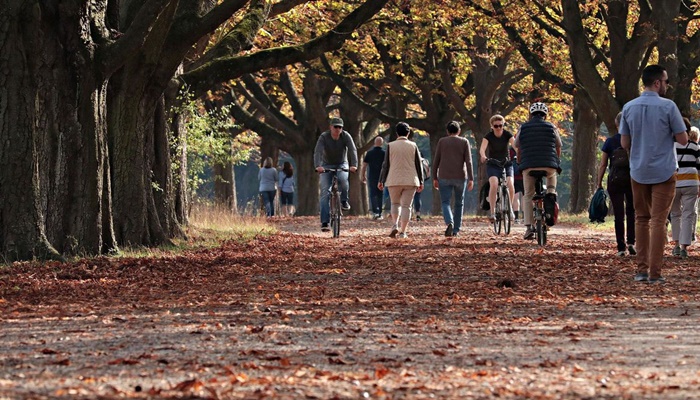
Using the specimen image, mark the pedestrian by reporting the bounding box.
[620,64,688,283]
[258,157,278,217]
[509,147,524,223]
[514,102,562,240]
[378,122,424,238]
[431,121,474,237]
[596,112,635,256]
[360,136,386,220]
[314,117,359,232]
[670,119,700,258]
[479,114,516,222]
[278,161,295,217]
[412,149,430,222]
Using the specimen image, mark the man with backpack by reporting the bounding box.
[597,112,635,257]
[514,102,561,240]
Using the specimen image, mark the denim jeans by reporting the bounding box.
[261,190,276,217]
[319,167,349,224]
[367,179,383,215]
[438,178,467,233]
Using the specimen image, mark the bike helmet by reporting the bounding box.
[529,102,548,116]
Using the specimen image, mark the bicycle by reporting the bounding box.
[321,168,348,238]
[487,158,513,235]
[528,170,548,246]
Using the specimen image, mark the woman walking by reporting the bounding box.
[278,161,295,216]
[258,157,278,217]
[670,122,700,258]
[378,122,424,238]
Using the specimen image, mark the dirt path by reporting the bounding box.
[1,216,699,399]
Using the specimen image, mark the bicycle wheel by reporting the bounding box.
[536,217,545,246]
[492,195,501,235]
[502,186,512,235]
[331,193,341,238]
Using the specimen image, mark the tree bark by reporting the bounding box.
[568,92,598,213]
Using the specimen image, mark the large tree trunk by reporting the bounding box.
[1,1,115,260]
[568,93,598,213]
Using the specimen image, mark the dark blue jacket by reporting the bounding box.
[518,116,560,171]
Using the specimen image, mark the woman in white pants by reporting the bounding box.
[671,124,700,258]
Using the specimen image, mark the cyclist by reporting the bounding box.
[314,117,358,232]
[513,102,562,240]
[479,114,515,222]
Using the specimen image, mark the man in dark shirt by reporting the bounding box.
[314,117,358,232]
[361,136,386,219]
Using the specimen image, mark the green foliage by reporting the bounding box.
[172,90,257,201]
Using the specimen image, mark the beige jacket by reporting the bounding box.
[379,137,423,187]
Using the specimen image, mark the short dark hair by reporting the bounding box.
[642,65,666,87]
[446,121,460,134]
[396,122,410,136]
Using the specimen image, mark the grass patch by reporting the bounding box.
[558,212,614,231]
[117,203,276,258]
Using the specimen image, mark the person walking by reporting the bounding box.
[596,112,635,257]
[278,161,295,217]
[412,150,430,222]
[514,102,562,240]
[360,136,386,220]
[670,120,700,259]
[314,117,358,232]
[620,64,688,283]
[431,121,474,237]
[509,147,524,223]
[479,114,516,222]
[258,157,278,217]
[378,122,424,238]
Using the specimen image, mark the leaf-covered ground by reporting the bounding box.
[1,216,699,399]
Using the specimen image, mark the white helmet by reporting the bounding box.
[529,102,548,116]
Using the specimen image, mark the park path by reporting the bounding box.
[1,216,699,399]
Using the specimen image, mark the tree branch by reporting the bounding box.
[181,0,390,97]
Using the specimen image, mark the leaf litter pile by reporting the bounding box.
[1,216,700,399]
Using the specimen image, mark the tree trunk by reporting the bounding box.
[568,93,598,213]
[294,150,319,216]
[213,162,236,210]
[1,2,116,260]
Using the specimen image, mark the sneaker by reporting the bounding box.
[372,214,380,220]
[489,214,496,222]
[634,273,648,282]
[398,232,408,239]
[416,215,422,221]
[680,248,689,259]
[445,223,454,237]
[389,226,399,238]
[341,201,351,211]
[673,244,681,256]
[617,250,626,257]
[514,218,521,224]
[451,231,459,237]
[647,276,666,284]
[627,245,637,255]
[321,223,330,232]
[523,226,534,240]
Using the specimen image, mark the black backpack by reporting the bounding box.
[607,147,630,186]
[588,187,609,223]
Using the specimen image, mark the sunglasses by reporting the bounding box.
[492,124,504,128]
[333,125,343,129]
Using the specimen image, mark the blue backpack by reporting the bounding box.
[588,188,609,223]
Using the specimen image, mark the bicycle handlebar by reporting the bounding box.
[485,158,512,168]
[318,168,350,173]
